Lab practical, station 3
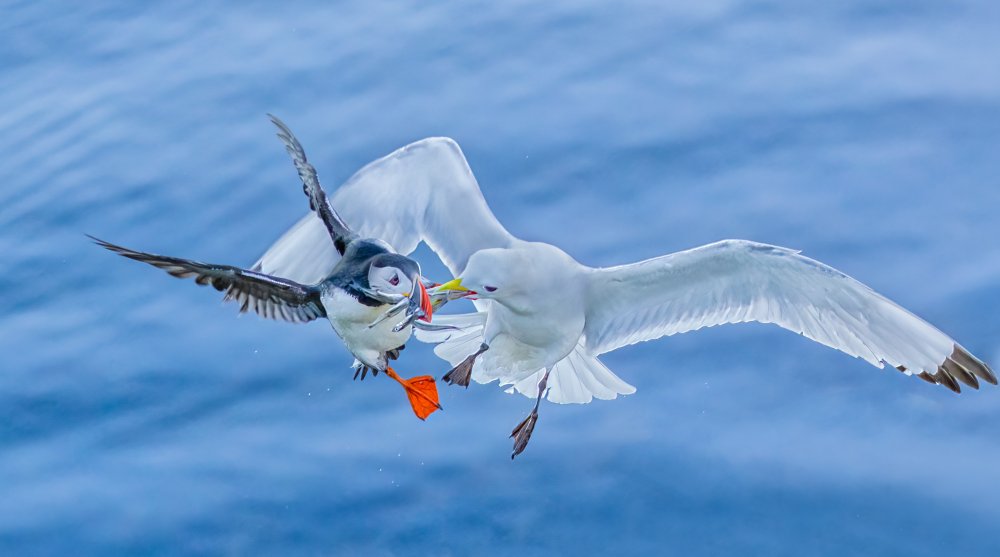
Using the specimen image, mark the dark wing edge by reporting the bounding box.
[903,344,997,393]
[267,114,355,255]
[89,235,327,323]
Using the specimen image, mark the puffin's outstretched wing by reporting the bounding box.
[91,236,326,323]
[267,114,356,256]
[583,239,995,392]
[254,137,515,284]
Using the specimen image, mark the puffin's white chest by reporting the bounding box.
[322,289,411,368]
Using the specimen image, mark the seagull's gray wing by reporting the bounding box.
[267,114,357,256]
[254,137,515,284]
[584,239,995,392]
[92,236,326,323]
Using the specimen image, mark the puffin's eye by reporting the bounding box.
[389,274,400,286]
[484,285,498,292]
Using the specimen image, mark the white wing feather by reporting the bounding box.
[254,137,514,283]
[415,313,636,404]
[584,239,995,391]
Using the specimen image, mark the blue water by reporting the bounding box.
[3,1,1000,555]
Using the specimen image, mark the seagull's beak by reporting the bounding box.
[435,278,475,295]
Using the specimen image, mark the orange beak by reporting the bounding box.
[417,280,433,322]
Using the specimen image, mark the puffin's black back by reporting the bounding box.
[326,239,419,307]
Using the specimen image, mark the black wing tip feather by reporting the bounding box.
[265,113,354,255]
[88,234,168,265]
[87,233,124,252]
[266,113,308,164]
[90,232,326,324]
[897,344,996,394]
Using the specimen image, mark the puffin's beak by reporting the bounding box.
[417,280,433,322]
[406,275,433,322]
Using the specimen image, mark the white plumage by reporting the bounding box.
[584,240,956,374]
[256,138,512,284]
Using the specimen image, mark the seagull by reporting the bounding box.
[90,116,454,420]
[253,136,996,457]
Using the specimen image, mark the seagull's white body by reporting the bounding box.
[472,242,587,376]
[256,137,994,404]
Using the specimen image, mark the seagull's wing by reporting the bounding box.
[267,114,356,256]
[583,239,995,392]
[92,236,326,323]
[254,137,515,283]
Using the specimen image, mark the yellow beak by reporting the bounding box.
[434,278,469,292]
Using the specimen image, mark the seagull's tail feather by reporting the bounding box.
[416,311,636,404]
[507,345,636,404]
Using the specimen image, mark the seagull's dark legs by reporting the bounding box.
[442,343,489,387]
[510,367,552,459]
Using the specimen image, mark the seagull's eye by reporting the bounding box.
[484,285,498,292]
[389,274,400,286]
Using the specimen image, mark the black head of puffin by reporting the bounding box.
[367,254,420,297]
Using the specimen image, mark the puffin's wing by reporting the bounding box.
[254,137,515,282]
[92,236,326,323]
[267,114,356,256]
[582,239,995,392]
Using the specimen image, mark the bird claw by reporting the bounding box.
[386,345,405,361]
[443,343,488,387]
[353,365,379,381]
[443,355,475,387]
[510,410,538,459]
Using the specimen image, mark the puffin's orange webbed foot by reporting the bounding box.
[384,367,442,420]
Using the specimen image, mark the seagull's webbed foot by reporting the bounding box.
[510,410,538,459]
[443,343,489,387]
[442,358,474,387]
[510,367,552,459]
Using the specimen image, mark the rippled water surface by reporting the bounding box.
[3,1,1000,555]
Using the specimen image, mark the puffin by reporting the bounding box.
[90,115,455,420]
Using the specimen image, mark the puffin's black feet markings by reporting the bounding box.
[443,343,489,387]
[387,345,406,361]
[510,410,538,460]
[354,365,380,381]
